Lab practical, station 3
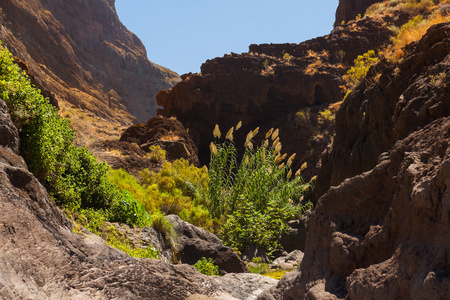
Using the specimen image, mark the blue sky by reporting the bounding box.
[115,1,339,75]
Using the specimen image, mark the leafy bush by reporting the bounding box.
[208,124,312,252]
[193,257,219,276]
[146,145,166,163]
[343,50,379,91]
[0,43,119,211]
[109,191,151,228]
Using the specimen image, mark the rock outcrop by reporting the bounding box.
[166,215,250,275]
[260,22,450,300]
[317,21,450,197]
[157,17,392,176]
[335,0,383,25]
[121,115,200,166]
[0,0,179,143]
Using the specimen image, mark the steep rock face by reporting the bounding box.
[317,22,450,197]
[260,22,450,300]
[0,0,179,142]
[157,18,392,175]
[335,0,383,25]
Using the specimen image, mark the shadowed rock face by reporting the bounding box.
[157,17,392,177]
[335,0,383,25]
[0,0,179,141]
[259,22,450,300]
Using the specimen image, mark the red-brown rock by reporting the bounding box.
[335,0,383,25]
[121,115,200,166]
[259,22,450,300]
[0,0,179,141]
[157,18,392,176]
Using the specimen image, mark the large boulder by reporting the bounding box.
[166,215,250,275]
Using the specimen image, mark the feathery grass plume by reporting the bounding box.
[226,127,234,141]
[274,153,281,163]
[295,169,301,177]
[265,128,274,139]
[271,129,279,140]
[310,175,317,182]
[273,144,282,156]
[287,154,296,167]
[300,196,304,202]
[245,130,254,143]
[210,142,218,155]
[213,124,221,139]
[252,127,260,137]
[300,162,307,171]
[236,121,242,131]
[272,137,280,146]
[207,123,312,253]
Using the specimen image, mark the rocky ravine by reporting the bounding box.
[259,22,450,300]
[0,96,279,299]
[0,0,179,143]
[157,16,392,178]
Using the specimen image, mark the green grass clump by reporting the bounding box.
[194,257,219,276]
[208,124,313,253]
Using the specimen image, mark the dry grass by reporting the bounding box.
[160,132,180,142]
[382,11,450,60]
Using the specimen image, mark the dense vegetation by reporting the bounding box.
[209,124,312,252]
[0,43,156,258]
[0,41,312,257]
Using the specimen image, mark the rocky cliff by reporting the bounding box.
[157,17,392,177]
[335,0,382,25]
[259,21,450,300]
[0,0,179,143]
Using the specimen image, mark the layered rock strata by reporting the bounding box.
[0,0,179,143]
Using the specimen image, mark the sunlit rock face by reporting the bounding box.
[0,0,179,142]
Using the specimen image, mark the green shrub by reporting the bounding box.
[343,50,379,91]
[194,257,219,276]
[208,124,312,252]
[146,145,166,163]
[0,43,119,211]
[109,191,151,228]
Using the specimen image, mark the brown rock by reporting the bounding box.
[0,0,179,143]
[157,18,392,177]
[166,215,250,275]
[121,115,200,166]
[335,0,383,25]
[317,22,450,198]
[260,23,450,300]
